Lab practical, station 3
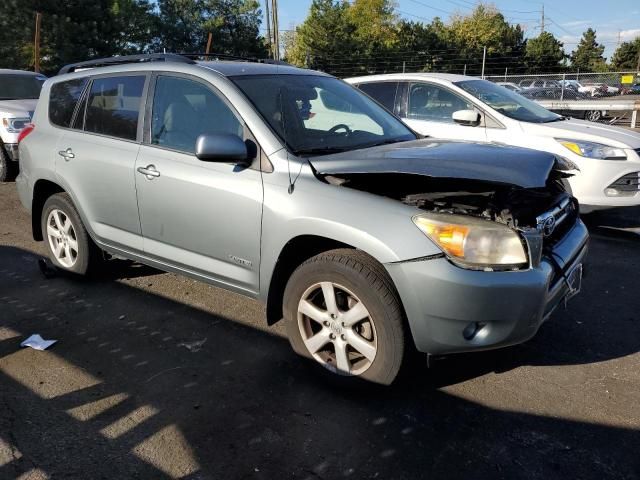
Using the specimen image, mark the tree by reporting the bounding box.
[570,28,606,72]
[610,37,640,70]
[155,0,267,57]
[0,0,156,73]
[285,0,356,73]
[524,32,566,73]
[446,5,525,75]
[392,20,447,72]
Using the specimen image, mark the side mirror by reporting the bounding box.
[452,109,481,127]
[195,133,250,163]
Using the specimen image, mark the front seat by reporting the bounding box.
[158,100,200,152]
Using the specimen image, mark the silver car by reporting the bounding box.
[17,54,588,385]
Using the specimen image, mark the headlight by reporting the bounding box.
[2,117,31,134]
[413,213,528,270]
[556,138,626,160]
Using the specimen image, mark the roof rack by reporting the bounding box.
[179,52,291,66]
[58,53,195,75]
[58,52,292,76]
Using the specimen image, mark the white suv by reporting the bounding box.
[347,73,640,212]
[0,69,46,181]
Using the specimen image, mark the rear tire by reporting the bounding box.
[283,249,406,385]
[584,110,601,122]
[41,193,98,275]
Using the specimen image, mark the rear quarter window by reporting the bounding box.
[84,75,146,141]
[49,78,88,128]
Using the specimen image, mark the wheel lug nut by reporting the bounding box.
[330,314,336,319]
[340,334,346,341]
[323,321,330,327]
[329,333,336,340]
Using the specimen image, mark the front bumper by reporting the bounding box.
[386,219,589,355]
[3,143,19,161]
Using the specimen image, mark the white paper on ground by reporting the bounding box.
[20,334,57,351]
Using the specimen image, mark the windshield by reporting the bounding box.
[455,79,562,123]
[231,74,416,155]
[0,74,46,100]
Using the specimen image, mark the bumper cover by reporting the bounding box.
[386,219,589,355]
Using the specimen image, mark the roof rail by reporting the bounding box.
[181,52,291,66]
[58,53,195,75]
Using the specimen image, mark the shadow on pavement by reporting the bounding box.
[1,243,639,479]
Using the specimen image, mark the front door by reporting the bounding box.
[55,74,147,251]
[401,82,487,142]
[134,74,263,294]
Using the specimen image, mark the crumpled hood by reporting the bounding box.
[0,99,37,118]
[309,139,566,189]
[520,117,640,149]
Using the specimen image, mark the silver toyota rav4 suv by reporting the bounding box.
[17,54,588,385]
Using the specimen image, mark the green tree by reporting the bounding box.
[0,0,155,74]
[285,0,356,73]
[570,28,606,72]
[155,0,267,57]
[610,37,640,70]
[392,20,447,72]
[446,5,525,75]
[524,32,566,73]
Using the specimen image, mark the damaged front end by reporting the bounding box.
[310,141,580,271]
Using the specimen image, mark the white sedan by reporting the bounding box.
[346,73,640,212]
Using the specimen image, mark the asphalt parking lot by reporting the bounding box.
[1,181,639,480]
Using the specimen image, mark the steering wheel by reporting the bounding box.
[328,124,352,135]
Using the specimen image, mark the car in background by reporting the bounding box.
[17,54,588,385]
[0,69,46,181]
[519,87,606,122]
[518,79,561,90]
[620,83,640,95]
[496,81,521,92]
[348,73,640,212]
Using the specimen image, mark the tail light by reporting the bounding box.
[17,124,35,144]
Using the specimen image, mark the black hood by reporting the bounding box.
[309,139,570,188]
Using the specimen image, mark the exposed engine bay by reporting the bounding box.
[322,172,576,233]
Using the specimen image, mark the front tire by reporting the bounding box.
[283,249,406,385]
[584,110,602,122]
[41,193,96,275]
[0,146,14,182]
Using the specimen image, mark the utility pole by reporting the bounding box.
[205,33,213,54]
[271,0,280,61]
[265,0,272,59]
[34,12,42,73]
[540,4,545,33]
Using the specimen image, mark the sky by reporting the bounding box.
[267,0,640,59]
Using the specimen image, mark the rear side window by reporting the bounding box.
[358,82,399,112]
[49,78,88,128]
[85,76,146,141]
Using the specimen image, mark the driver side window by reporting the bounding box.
[151,75,242,154]
[407,83,473,123]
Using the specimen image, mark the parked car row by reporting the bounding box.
[4,55,638,385]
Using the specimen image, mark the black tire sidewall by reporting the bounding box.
[283,252,405,385]
[0,146,10,182]
[41,193,91,275]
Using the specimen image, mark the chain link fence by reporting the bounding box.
[483,72,640,128]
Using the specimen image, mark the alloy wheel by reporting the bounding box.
[297,281,378,375]
[46,209,79,268]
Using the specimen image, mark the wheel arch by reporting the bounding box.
[32,179,65,241]
[265,235,354,325]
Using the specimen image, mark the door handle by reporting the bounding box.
[137,164,161,180]
[58,148,75,160]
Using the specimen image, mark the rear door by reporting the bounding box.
[55,73,148,251]
[134,73,263,294]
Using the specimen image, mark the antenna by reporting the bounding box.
[279,88,294,194]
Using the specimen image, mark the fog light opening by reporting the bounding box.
[463,322,487,341]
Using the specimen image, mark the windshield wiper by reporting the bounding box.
[292,146,350,156]
[543,116,567,123]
